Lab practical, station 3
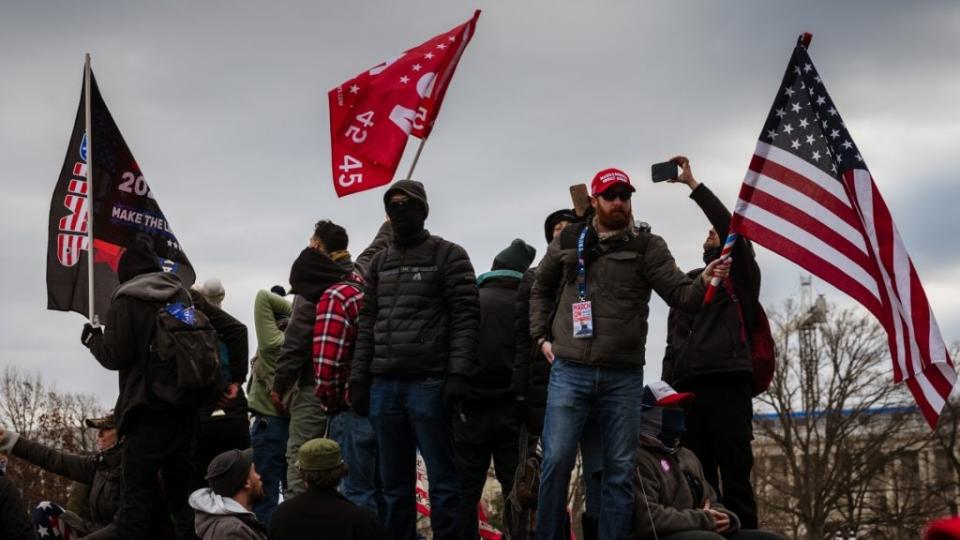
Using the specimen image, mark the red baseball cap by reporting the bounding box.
[590,168,636,197]
[642,381,695,407]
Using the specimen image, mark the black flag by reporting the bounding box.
[47,68,195,319]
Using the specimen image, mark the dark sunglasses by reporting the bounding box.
[599,190,632,202]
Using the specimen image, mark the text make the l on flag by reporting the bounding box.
[328,10,481,197]
[730,35,956,428]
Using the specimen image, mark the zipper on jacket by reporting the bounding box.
[386,247,406,361]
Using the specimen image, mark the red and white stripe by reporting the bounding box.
[56,233,89,267]
[732,140,956,428]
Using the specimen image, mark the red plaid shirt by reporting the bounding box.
[312,273,365,412]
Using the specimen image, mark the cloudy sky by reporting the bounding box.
[2,1,958,405]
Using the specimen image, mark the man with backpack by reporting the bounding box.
[660,156,763,529]
[530,168,731,539]
[82,239,219,539]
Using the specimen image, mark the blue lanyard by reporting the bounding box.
[576,226,588,301]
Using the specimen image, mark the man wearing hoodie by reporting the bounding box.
[633,382,783,540]
[270,220,352,498]
[189,448,268,540]
[351,180,480,540]
[661,157,762,529]
[456,238,536,539]
[530,169,731,539]
[80,239,200,539]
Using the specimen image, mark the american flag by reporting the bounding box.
[731,35,956,428]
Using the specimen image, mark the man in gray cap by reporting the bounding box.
[188,448,267,540]
[269,438,385,539]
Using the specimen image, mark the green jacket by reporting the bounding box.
[633,434,740,538]
[530,222,704,369]
[248,289,292,417]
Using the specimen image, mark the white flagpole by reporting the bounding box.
[84,53,97,325]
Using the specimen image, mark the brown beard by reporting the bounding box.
[596,204,630,230]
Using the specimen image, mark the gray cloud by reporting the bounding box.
[1,1,958,402]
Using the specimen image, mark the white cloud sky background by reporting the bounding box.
[1,1,958,404]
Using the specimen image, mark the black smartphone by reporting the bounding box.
[651,161,679,183]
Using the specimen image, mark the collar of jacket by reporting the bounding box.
[477,269,524,287]
[392,228,431,247]
[591,216,636,243]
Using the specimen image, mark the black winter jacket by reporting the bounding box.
[0,476,32,540]
[12,436,122,533]
[87,271,192,433]
[662,184,761,386]
[352,231,479,383]
[469,271,524,400]
[272,225,391,396]
[512,269,551,408]
[269,488,385,540]
[189,289,249,419]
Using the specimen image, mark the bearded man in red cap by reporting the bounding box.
[529,168,731,539]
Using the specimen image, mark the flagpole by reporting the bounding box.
[84,53,97,325]
[404,137,427,180]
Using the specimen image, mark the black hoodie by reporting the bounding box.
[87,270,190,432]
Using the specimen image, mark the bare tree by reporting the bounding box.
[0,366,105,512]
[753,299,932,539]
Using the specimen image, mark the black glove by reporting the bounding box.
[81,323,102,347]
[350,383,371,418]
[441,374,470,408]
[513,396,528,426]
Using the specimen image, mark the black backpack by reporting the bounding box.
[148,297,221,406]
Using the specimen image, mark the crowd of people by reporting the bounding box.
[1,157,788,540]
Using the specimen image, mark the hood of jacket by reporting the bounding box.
[288,247,348,303]
[112,271,183,302]
[189,488,258,537]
[383,179,429,216]
[477,269,524,287]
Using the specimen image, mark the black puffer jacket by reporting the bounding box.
[87,271,192,433]
[352,231,479,382]
[662,184,761,386]
[469,271,524,400]
[11,436,121,533]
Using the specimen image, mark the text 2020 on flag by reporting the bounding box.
[328,10,480,197]
[729,34,956,428]
[47,60,195,320]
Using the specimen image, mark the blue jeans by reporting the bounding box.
[328,409,384,516]
[370,376,460,540]
[536,359,644,540]
[580,412,603,519]
[250,413,289,526]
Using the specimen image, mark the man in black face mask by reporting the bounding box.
[633,382,784,540]
[661,156,763,530]
[351,179,480,540]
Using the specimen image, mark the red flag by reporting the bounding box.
[329,10,480,197]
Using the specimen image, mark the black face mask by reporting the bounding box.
[703,246,722,266]
[387,201,427,239]
[659,408,686,450]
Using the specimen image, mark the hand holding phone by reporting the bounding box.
[651,161,680,183]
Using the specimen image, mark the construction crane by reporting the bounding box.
[798,276,828,413]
